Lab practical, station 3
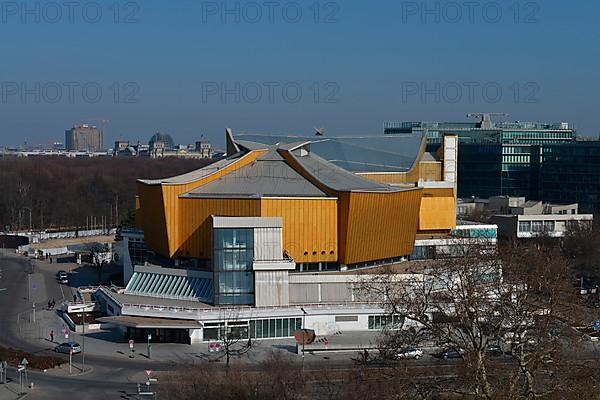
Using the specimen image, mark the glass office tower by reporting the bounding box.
[539,141,600,212]
[384,117,575,198]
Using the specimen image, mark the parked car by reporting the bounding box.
[396,348,424,360]
[434,347,464,359]
[54,342,81,354]
[56,271,68,280]
[486,344,503,356]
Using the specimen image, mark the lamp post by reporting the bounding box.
[82,310,86,371]
[147,333,152,359]
[300,307,307,371]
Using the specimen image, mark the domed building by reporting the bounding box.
[148,132,175,150]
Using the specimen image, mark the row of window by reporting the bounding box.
[249,318,302,339]
[203,318,303,341]
[503,155,530,164]
[502,131,573,140]
[518,220,555,233]
[368,315,404,330]
[294,262,339,273]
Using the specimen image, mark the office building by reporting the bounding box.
[538,141,600,212]
[65,124,103,152]
[384,114,575,199]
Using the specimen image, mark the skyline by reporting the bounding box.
[0,0,598,147]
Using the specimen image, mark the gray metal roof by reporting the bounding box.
[287,149,404,193]
[138,154,243,185]
[182,149,328,198]
[233,133,425,173]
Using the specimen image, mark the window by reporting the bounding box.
[214,228,255,305]
[532,221,543,233]
[543,221,555,232]
[518,221,531,232]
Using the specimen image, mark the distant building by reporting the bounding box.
[65,125,103,152]
[462,196,596,239]
[195,141,214,158]
[114,140,130,153]
[384,114,575,199]
[149,132,175,149]
[52,142,65,151]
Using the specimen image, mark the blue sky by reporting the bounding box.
[0,0,598,148]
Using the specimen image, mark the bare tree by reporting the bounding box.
[211,310,253,370]
[356,238,590,399]
[86,242,109,285]
[159,352,304,400]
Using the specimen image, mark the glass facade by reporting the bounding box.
[385,120,575,199]
[249,318,302,339]
[202,318,302,341]
[539,142,600,212]
[368,315,404,330]
[213,228,255,305]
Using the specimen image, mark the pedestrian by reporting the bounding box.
[50,330,54,343]
[73,294,77,302]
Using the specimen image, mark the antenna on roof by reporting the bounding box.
[314,127,326,136]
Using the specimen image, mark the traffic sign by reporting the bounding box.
[20,358,28,366]
[17,366,25,372]
[145,370,152,377]
[129,339,135,349]
[593,320,600,331]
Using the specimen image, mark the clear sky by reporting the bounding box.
[0,0,598,148]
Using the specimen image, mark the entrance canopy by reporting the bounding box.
[97,315,202,329]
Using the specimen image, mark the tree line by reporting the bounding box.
[0,156,212,232]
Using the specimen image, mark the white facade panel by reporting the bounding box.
[255,270,290,307]
[254,226,283,261]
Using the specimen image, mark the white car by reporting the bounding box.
[396,348,424,360]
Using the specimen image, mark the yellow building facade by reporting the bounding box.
[137,131,458,268]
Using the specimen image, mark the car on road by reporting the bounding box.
[54,342,81,354]
[56,271,68,283]
[434,347,464,359]
[395,348,424,360]
[486,344,503,356]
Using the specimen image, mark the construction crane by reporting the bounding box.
[467,113,508,129]
[82,117,110,148]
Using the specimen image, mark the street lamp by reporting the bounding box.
[300,307,307,370]
[82,310,86,371]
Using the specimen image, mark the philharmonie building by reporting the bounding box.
[96,129,486,344]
